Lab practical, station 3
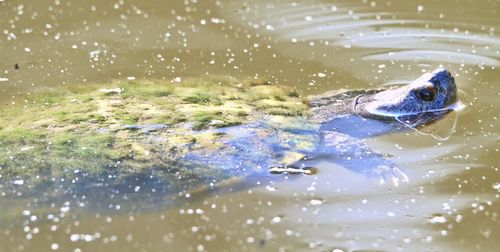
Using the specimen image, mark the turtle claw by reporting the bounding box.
[392,167,409,183]
[373,165,409,187]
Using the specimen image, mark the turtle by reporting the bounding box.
[0,68,459,199]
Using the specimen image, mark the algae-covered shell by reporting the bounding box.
[0,77,318,195]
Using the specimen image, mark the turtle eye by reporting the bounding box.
[416,86,436,102]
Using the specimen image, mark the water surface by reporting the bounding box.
[0,0,499,251]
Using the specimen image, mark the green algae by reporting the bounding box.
[191,111,243,130]
[0,76,311,192]
[183,93,223,105]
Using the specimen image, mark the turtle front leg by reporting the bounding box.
[317,131,409,186]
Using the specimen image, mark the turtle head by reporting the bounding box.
[354,68,458,126]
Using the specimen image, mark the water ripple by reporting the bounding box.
[224,0,500,67]
[364,50,499,66]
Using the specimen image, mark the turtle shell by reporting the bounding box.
[0,77,319,195]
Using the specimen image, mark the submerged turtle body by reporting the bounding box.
[0,77,317,194]
[0,69,458,196]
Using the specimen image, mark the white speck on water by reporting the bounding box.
[50,243,59,250]
[331,5,338,12]
[72,233,100,242]
[60,206,70,213]
[442,202,451,211]
[246,219,255,225]
[417,5,424,12]
[425,235,433,243]
[134,186,140,192]
[24,47,31,52]
[307,183,316,191]
[84,234,98,243]
[196,244,204,252]
[378,64,386,69]
[429,215,447,223]
[271,216,282,224]
[493,182,500,191]
[317,72,326,78]
[0,77,8,82]
[127,76,136,80]
[22,210,30,216]
[308,241,320,248]
[310,199,324,205]
[210,18,224,24]
[70,234,79,242]
[266,186,277,192]
[387,211,395,217]
[13,179,24,185]
[304,16,313,21]
[173,77,182,83]
[89,50,100,58]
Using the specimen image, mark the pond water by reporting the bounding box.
[0,0,499,251]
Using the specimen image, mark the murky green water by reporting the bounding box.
[0,0,499,251]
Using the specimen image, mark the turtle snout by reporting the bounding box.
[431,68,454,88]
[427,68,457,107]
[433,68,452,78]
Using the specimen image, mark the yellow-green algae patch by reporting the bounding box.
[0,77,310,190]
